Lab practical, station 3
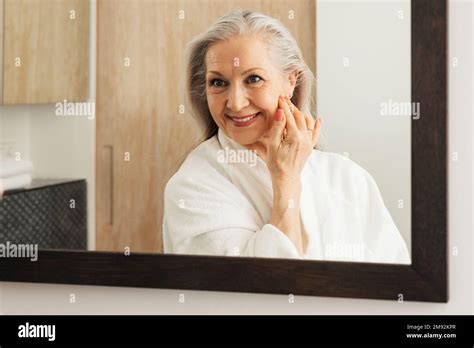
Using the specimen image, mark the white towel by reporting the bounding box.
[0,159,34,178]
[0,174,32,192]
[163,128,411,264]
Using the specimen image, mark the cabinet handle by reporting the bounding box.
[102,145,114,225]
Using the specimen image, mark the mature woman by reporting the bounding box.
[163,9,410,264]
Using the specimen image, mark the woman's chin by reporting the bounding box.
[224,114,267,145]
[227,131,263,147]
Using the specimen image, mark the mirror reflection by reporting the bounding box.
[0,0,412,265]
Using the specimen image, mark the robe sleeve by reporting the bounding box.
[162,169,302,259]
[354,163,411,264]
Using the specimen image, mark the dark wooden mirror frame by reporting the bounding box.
[0,0,447,303]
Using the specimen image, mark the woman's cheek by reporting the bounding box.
[207,100,222,126]
[261,93,280,119]
[252,88,276,109]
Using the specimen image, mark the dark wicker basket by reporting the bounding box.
[0,179,87,250]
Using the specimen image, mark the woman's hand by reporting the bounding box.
[267,95,321,190]
[246,95,321,256]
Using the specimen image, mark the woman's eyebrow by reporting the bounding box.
[207,67,266,76]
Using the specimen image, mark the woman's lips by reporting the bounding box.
[226,112,261,127]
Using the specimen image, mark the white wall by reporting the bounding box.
[0,0,472,315]
[317,0,411,253]
[0,107,31,161]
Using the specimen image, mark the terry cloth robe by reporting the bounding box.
[163,128,411,264]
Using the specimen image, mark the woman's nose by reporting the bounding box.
[226,85,249,112]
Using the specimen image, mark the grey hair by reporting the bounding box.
[185,9,317,143]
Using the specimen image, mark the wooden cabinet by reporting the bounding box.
[96,0,316,253]
[1,0,89,104]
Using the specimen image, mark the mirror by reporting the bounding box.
[0,0,412,265]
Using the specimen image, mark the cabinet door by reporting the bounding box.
[3,0,89,104]
[96,0,199,253]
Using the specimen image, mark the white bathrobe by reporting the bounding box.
[163,128,411,264]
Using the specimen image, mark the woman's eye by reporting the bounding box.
[210,79,226,88]
[247,75,262,84]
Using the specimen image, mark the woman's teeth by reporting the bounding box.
[230,113,259,122]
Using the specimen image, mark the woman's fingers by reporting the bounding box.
[276,96,321,148]
[269,108,287,147]
[305,114,315,131]
[278,96,299,137]
[311,116,322,147]
[284,96,306,130]
[305,116,311,129]
[285,97,317,137]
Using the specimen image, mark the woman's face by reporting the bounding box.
[205,34,296,146]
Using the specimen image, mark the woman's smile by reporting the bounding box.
[225,112,262,127]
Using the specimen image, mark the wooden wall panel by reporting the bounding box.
[3,0,89,104]
[96,0,316,253]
